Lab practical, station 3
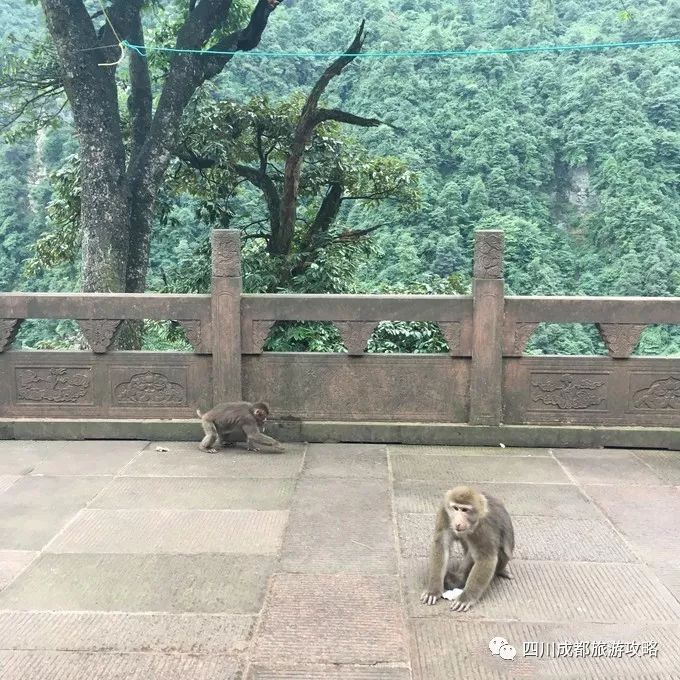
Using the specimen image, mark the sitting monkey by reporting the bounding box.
[421,485,514,611]
[197,401,284,453]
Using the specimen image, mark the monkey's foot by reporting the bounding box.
[420,591,440,606]
[497,569,513,580]
[450,596,474,612]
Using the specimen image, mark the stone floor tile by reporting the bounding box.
[634,450,680,485]
[0,610,254,654]
[30,441,147,476]
[393,481,594,516]
[280,478,396,573]
[123,445,305,478]
[0,553,273,613]
[45,508,288,554]
[0,651,240,680]
[0,551,36,591]
[554,450,665,486]
[403,559,680,623]
[91,476,295,510]
[302,443,388,478]
[0,476,111,550]
[252,574,408,665]
[391,454,570,483]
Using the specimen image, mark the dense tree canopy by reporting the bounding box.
[1,0,679,354]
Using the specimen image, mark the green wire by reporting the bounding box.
[121,37,680,60]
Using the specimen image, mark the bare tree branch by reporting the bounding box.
[275,21,368,255]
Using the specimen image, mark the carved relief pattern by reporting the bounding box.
[0,318,23,352]
[113,371,185,405]
[335,322,376,355]
[531,373,606,410]
[596,323,646,358]
[211,233,241,277]
[439,322,461,355]
[252,320,276,353]
[632,376,680,411]
[513,322,538,355]
[473,232,504,279]
[16,367,91,403]
[178,320,201,351]
[77,319,122,353]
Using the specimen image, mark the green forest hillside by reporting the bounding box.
[1,0,680,353]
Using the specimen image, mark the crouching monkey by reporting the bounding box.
[421,485,514,611]
[197,401,284,453]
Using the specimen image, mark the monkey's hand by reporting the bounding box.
[420,590,441,606]
[449,592,475,612]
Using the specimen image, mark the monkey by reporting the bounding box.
[420,486,514,611]
[197,401,285,453]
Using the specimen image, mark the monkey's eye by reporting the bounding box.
[451,505,458,511]
[461,507,468,513]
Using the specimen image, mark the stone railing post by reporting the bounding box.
[469,230,505,425]
[211,229,242,404]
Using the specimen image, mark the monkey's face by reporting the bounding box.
[253,407,268,425]
[446,501,480,535]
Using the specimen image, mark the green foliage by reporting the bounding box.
[2,0,680,357]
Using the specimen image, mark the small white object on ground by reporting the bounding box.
[499,443,506,448]
[441,588,464,600]
[155,446,169,453]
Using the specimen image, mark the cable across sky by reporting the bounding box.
[120,36,680,60]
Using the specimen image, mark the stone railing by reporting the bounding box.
[1,230,679,447]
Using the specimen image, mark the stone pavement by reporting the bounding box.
[0,440,679,679]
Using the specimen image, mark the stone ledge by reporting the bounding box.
[1,418,678,450]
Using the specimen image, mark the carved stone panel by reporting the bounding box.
[15,367,92,404]
[77,319,122,353]
[0,318,23,352]
[178,320,201,351]
[473,231,504,279]
[597,323,646,358]
[243,354,469,422]
[632,376,680,411]
[211,230,242,278]
[112,369,186,406]
[438,322,461,355]
[512,322,538,355]
[252,320,276,354]
[335,322,376,355]
[530,373,607,411]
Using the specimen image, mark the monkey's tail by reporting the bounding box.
[196,408,203,418]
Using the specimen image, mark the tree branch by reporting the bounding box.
[275,21,366,255]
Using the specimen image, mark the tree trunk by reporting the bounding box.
[40,0,130,292]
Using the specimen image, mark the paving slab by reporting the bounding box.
[302,443,388,478]
[0,610,254,654]
[280,478,396,574]
[410,619,680,680]
[396,513,635,562]
[29,440,147,476]
[585,485,680,564]
[91,476,295,510]
[252,574,408,665]
[634,450,680,485]
[0,651,240,680]
[553,449,665,486]
[391,445,550,457]
[0,551,36,591]
[0,553,273,613]
[123,445,305,478]
[0,476,111,550]
[391,454,570,483]
[0,441,57,475]
[393,481,594,516]
[247,666,411,679]
[0,476,18,495]
[46,508,288,554]
[653,564,680,603]
[402,559,680,622]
